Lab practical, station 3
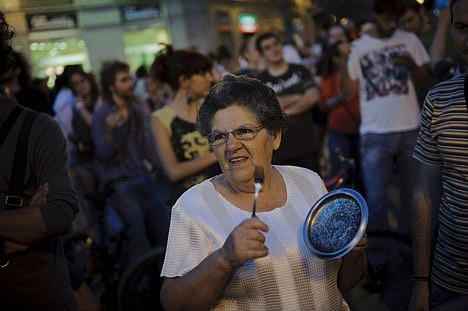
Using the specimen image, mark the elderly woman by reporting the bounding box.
[160,75,367,310]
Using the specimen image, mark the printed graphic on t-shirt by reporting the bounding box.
[180,131,210,160]
[264,72,304,94]
[360,44,409,101]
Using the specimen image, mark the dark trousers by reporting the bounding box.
[108,174,169,264]
[431,282,468,310]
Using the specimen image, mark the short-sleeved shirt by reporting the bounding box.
[413,75,468,294]
[162,165,348,310]
[258,64,319,160]
[347,29,430,135]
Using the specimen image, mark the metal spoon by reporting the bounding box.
[251,165,264,218]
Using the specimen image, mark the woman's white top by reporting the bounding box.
[161,165,348,310]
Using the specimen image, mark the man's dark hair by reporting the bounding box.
[198,74,287,137]
[255,32,281,54]
[0,11,14,74]
[373,0,407,16]
[99,60,130,102]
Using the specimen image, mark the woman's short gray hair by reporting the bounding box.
[197,74,287,136]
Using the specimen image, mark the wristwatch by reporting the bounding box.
[0,239,9,268]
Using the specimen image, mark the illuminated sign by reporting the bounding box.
[121,5,161,23]
[238,13,258,34]
[26,12,77,31]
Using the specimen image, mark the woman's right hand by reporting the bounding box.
[219,217,269,270]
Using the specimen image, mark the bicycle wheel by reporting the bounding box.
[118,247,166,311]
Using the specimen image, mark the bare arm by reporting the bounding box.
[336,43,359,102]
[408,162,442,311]
[151,117,217,182]
[337,234,368,291]
[393,54,432,89]
[280,87,319,116]
[0,206,47,245]
[161,218,269,310]
[410,63,432,89]
[277,94,302,110]
[430,7,451,69]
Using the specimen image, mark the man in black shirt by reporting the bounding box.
[256,32,321,172]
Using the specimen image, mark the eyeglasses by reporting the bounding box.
[208,125,264,146]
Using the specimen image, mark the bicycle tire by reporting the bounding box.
[118,247,166,311]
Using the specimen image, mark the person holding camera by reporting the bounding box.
[317,24,362,191]
[256,32,321,172]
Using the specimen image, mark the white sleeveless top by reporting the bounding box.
[161,165,349,310]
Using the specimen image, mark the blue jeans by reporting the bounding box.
[360,130,418,234]
[70,162,98,231]
[108,174,169,263]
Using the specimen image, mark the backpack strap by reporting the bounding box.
[5,110,39,209]
[0,105,21,147]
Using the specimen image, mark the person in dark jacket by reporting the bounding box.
[0,11,79,310]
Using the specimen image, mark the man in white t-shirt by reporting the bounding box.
[337,0,431,235]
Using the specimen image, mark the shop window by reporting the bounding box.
[124,27,170,73]
[29,37,90,88]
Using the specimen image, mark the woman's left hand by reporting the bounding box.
[355,233,367,249]
[345,233,367,261]
[338,233,368,290]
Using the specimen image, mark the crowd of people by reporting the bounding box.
[0,0,467,309]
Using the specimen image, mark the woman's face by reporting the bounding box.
[70,73,91,98]
[328,26,347,45]
[187,71,213,99]
[210,105,281,190]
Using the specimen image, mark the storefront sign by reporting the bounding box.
[121,5,161,23]
[26,12,77,31]
[238,13,258,34]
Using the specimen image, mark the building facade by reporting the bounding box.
[2,0,313,85]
